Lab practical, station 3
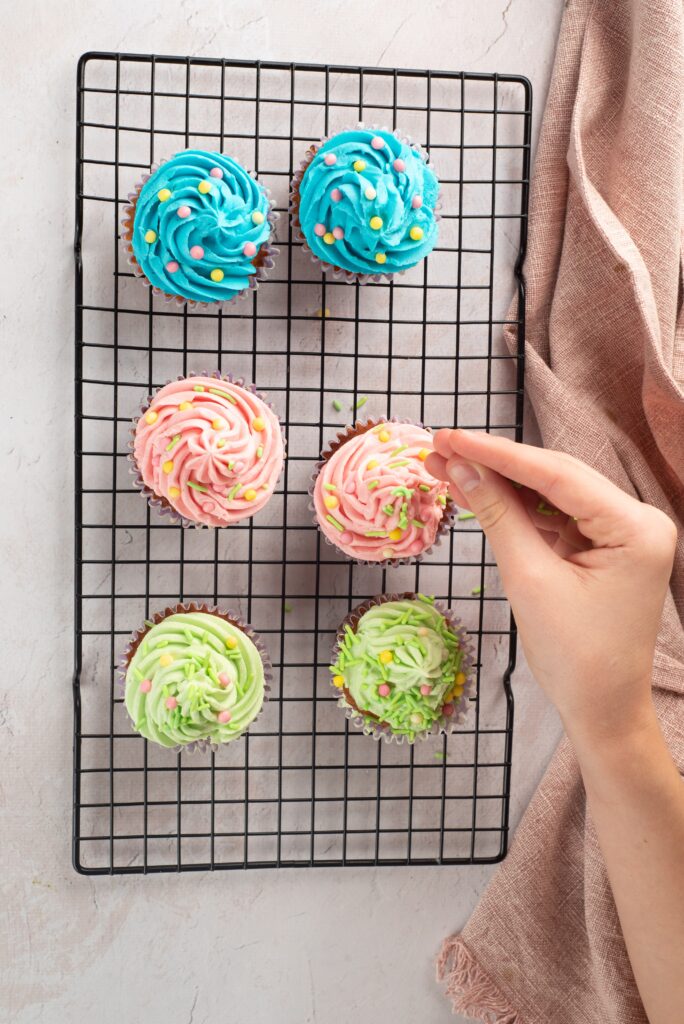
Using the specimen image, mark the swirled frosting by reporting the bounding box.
[312,422,449,561]
[331,597,468,740]
[133,374,284,527]
[124,611,266,748]
[296,128,439,275]
[130,150,272,304]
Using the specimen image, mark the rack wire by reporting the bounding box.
[73,52,531,874]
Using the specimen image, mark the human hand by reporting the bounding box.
[426,430,677,744]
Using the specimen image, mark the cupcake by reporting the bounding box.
[330,594,475,743]
[131,373,284,528]
[290,125,439,282]
[311,420,451,564]
[121,149,276,306]
[121,605,269,750]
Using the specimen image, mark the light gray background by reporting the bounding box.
[2,2,565,1021]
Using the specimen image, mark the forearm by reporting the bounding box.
[567,704,684,1024]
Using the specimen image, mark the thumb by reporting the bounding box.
[446,456,553,579]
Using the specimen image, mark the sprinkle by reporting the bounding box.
[210,167,223,178]
[218,672,231,688]
[354,396,368,409]
[471,586,483,595]
[437,495,447,506]
[382,504,394,515]
[418,448,429,461]
[378,430,391,443]
[166,260,179,273]
[198,180,212,194]
[434,750,445,759]
[382,547,394,559]
[284,602,293,613]
[243,488,257,501]
[369,216,383,230]
[140,679,152,693]
[317,307,332,318]
[227,483,241,500]
[330,188,342,202]
[390,444,408,457]
[537,500,561,516]
[332,674,345,688]
[322,483,337,492]
[252,417,265,432]
[169,486,180,498]
[212,418,224,430]
[332,399,343,411]
[418,484,431,492]
[209,388,237,404]
[165,434,181,451]
[378,684,391,697]
[412,195,423,209]
[379,650,393,664]
[353,159,366,172]
[193,385,205,392]
[217,440,227,449]
[177,205,191,218]
[324,494,339,510]
[144,229,157,243]
[393,158,405,173]
[162,460,174,474]
[458,511,476,521]
[389,528,403,542]
[190,244,205,260]
[210,268,224,282]
[375,253,387,264]
[256,445,263,459]
[409,226,424,241]
[314,223,326,236]
[158,188,172,202]
[159,654,174,667]
[411,519,425,528]
[455,672,467,686]
[366,459,379,470]
[217,710,232,723]
[323,232,335,245]
[365,530,387,537]
[243,241,257,257]
[333,226,345,240]
[387,459,409,468]
[324,152,337,166]
[371,135,385,149]
[365,186,377,200]
[144,410,158,425]
[165,696,178,709]
[367,480,380,490]
[326,514,345,532]
[187,481,208,493]
[442,703,455,717]
[225,636,238,650]
[252,211,265,224]
[420,684,432,696]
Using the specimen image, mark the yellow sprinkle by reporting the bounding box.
[324,495,339,510]
[144,229,157,243]
[198,180,212,194]
[162,460,174,474]
[379,650,393,665]
[225,636,238,650]
[159,653,173,667]
[252,211,265,224]
[332,675,345,688]
[144,410,158,425]
[369,216,383,230]
[179,401,192,411]
[418,448,429,461]
[455,671,467,687]
[316,307,331,318]
[212,418,224,430]
[243,488,257,501]
[410,226,424,241]
[353,159,366,172]
[365,187,376,200]
[210,268,224,282]
[252,417,265,432]
[217,439,226,448]
[375,252,387,264]
[378,430,391,443]
[323,232,335,244]
[157,188,172,202]
[366,459,378,470]
[168,486,180,499]
[389,528,403,542]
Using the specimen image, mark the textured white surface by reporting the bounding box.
[2,2,564,1021]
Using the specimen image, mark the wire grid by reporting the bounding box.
[73,52,531,874]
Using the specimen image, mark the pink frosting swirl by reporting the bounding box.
[133,375,284,527]
[312,422,449,561]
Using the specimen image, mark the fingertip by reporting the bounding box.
[424,451,449,481]
[432,428,455,458]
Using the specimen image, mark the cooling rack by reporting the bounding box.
[73,51,531,873]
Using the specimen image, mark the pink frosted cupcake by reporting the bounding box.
[311,420,451,564]
[131,373,284,528]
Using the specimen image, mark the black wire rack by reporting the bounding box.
[73,51,531,875]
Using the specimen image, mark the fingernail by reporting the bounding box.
[448,461,482,493]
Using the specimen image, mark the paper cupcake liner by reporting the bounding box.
[121,155,279,310]
[289,122,442,285]
[128,371,286,530]
[118,602,272,754]
[308,418,454,568]
[331,593,477,746]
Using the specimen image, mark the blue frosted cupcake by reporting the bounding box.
[290,125,440,282]
[122,150,277,306]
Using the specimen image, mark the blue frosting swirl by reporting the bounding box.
[296,129,439,276]
[130,150,272,304]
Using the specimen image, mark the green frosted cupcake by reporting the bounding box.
[330,594,475,743]
[121,604,269,750]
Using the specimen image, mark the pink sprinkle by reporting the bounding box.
[412,195,423,209]
[140,679,152,693]
[323,153,337,166]
[371,135,385,149]
[217,710,232,723]
[420,684,432,696]
[340,531,353,544]
[218,672,231,688]
[442,702,455,717]
[378,684,391,697]
[314,223,326,237]
[243,241,257,257]
[166,261,179,273]
[393,158,405,173]
[332,226,344,240]
[165,696,177,710]
[177,205,191,218]
[210,167,223,178]
[189,245,204,259]
[330,188,343,202]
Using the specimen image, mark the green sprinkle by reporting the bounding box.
[537,500,560,516]
[418,483,431,492]
[471,585,483,595]
[457,511,476,521]
[412,519,425,528]
[437,495,447,506]
[284,601,293,613]
[417,594,435,604]
[228,461,235,470]
[256,445,263,459]
[367,480,380,490]
[382,504,395,516]
[354,396,368,410]
[165,434,181,451]
[391,486,414,497]
[187,481,208,492]
[387,460,409,468]
[332,399,343,412]
[326,514,345,532]
[365,530,388,537]
[193,385,205,392]
[144,619,154,628]
[209,387,237,404]
[323,483,337,492]
[390,445,408,457]
[227,483,242,500]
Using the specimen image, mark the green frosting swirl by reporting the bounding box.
[124,612,265,748]
[331,596,464,740]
